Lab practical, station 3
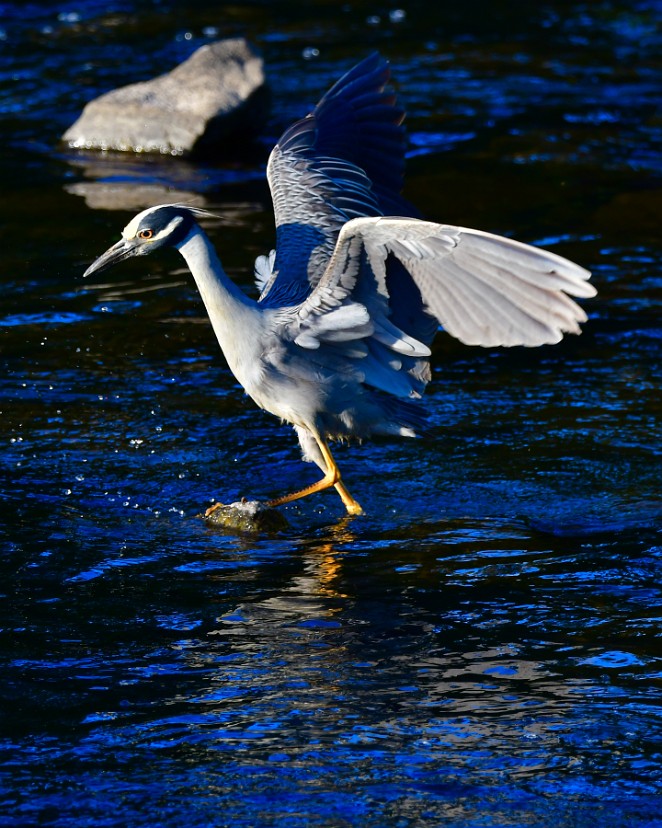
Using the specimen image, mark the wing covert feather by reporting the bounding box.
[258,54,413,308]
[298,216,595,349]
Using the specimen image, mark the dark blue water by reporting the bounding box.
[1,2,661,826]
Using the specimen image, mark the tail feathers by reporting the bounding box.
[369,388,428,437]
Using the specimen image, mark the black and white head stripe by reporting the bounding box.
[122,204,218,247]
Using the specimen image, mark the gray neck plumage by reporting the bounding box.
[175,226,263,380]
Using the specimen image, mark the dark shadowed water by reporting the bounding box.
[1,1,661,826]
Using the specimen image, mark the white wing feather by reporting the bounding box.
[254,249,277,295]
[307,216,595,349]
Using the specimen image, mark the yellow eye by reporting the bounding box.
[138,228,153,240]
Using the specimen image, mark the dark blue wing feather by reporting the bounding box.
[258,53,418,308]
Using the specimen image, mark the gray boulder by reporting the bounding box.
[62,38,269,157]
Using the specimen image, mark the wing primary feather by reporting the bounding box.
[456,229,595,296]
[459,248,589,328]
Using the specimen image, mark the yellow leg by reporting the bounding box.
[267,437,363,515]
[333,480,364,516]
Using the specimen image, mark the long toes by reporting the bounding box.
[204,502,224,517]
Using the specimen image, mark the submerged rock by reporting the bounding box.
[203,500,289,533]
[62,38,269,157]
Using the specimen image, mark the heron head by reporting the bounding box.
[83,204,216,277]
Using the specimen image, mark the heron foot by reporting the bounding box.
[266,474,337,510]
[204,501,225,517]
[267,436,364,515]
[334,481,364,515]
[266,475,363,516]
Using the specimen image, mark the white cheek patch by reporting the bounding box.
[152,215,184,242]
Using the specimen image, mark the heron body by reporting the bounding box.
[84,54,596,515]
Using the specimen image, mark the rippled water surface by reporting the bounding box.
[1,1,661,826]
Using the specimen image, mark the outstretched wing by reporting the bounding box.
[294,215,595,351]
[258,53,414,308]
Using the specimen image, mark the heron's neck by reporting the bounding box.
[176,227,263,374]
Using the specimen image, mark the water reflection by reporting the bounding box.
[65,521,662,816]
[66,180,206,212]
[2,492,661,824]
[62,149,265,212]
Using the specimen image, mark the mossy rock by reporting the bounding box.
[202,500,289,533]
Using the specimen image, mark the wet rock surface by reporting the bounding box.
[203,500,290,533]
[62,38,269,156]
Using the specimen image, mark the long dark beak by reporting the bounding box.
[83,238,140,278]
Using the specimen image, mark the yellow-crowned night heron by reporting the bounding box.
[84,54,596,515]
